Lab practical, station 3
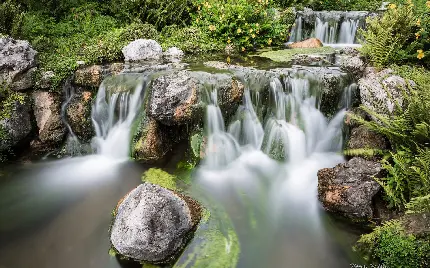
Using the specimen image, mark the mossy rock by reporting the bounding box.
[142,168,178,190]
[257,47,336,63]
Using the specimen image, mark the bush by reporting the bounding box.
[360,1,430,68]
[191,0,294,52]
[108,0,195,30]
[356,220,430,267]
[0,0,25,37]
[309,0,382,11]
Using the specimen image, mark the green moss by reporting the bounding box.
[257,47,336,62]
[142,168,177,190]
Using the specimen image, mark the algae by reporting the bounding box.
[257,47,336,62]
[142,168,178,190]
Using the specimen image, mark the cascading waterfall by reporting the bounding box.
[61,78,82,156]
[91,74,147,159]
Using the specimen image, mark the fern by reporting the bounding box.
[406,194,430,214]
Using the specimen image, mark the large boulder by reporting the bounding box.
[288,38,323,49]
[317,157,383,220]
[32,91,65,145]
[359,68,414,117]
[122,39,163,62]
[110,183,202,264]
[338,55,366,80]
[147,70,244,126]
[0,37,37,91]
[0,96,33,152]
[66,90,94,141]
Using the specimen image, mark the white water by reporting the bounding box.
[91,75,147,159]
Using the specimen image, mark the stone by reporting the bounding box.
[32,91,65,145]
[339,55,366,80]
[318,157,383,220]
[122,39,163,62]
[0,96,33,152]
[163,47,184,62]
[74,65,103,87]
[347,125,388,152]
[133,118,173,163]
[359,68,414,117]
[37,71,55,89]
[110,183,201,264]
[147,70,244,126]
[66,90,94,141]
[0,37,37,91]
[288,38,323,49]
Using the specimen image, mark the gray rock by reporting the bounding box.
[32,91,65,145]
[163,47,184,62]
[0,37,37,91]
[122,39,163,62]
[37,71,55,89]
[110,183,201,264]
[66,90,94,141]
[359,68,414,117]
[347,125,388,152]
[147,70,244,126]
[0,96,33,152]
[318,157,382,220]
[339,55,365,80]
[292,53,335,65]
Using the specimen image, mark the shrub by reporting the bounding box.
[108,0,195,30]
[0,0,25,37]
[360,1,430,68]
[309,0,382,11]
[191,0,295,52]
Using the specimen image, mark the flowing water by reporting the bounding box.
[0,66,365,267]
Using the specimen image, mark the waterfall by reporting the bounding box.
[91,74,147,159]
[289,10,370,45]
[61,78,82,156]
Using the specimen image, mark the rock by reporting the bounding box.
[339,55,365,80]
[292,53,334,65]
[0,96,33,152]
[318,157,383,220]
[122,39,163,62]
[37,71,55,89]
[110,183,202,264]
[347,125,388,152]
[32,91,65,145]
[74,65,103,87]
[339,47,360,57]
[133,118,173,163]
[204,61,230,70]
[163,47,184,62]
[0,37,37,91]
[66,90,94,141]
[147,70,244,126]
[288,38,323,49]
[359,68,414,117]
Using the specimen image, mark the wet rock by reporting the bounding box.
[122,39,162,62]
[32,91,65,145]
[147,70,244,126]
[288,38,323,49]
[132,118,173,163]
[359,68,414,117]
[66,90,94,141]
[347,125,388,152]
[110,183,202,264]
[402,212,430,238]
[318,157,383,221]
[163,47,184,62]
[339,55,365,80]
[292,53,335,65]
[74,65,103,87]
[0,37,37,91]
[0,96,33,152]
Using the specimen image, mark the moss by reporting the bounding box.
[257,47,336,62]
[142,168,178,190]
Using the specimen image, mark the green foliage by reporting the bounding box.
[356,220,430,267]
[354,67,430,209]
[309,0,382,11]
[406,194,430,214]
[0,0,25,37]
[273,0,313,9]
[109,0,195,30]
[343,148,386,158]
[191,0,295,51]
[142,168,177,190]
[160,26,224,54]
[360,1,430,68]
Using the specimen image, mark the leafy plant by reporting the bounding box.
[0,0,25,37]
[309,0,382,11]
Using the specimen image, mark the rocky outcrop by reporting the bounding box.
[147,70,244,126]
[288,38,323,48]
[339,55,366,80]
[32,91,65,145]
[0,37,37,91]
[122,39,163,62]
[110,183,202,264]
[347,125,388,152]
[359,68,414,117]
[318,157,383,220]
[66,90,94,141]
[0,96,33,152]
[73,63,124,88]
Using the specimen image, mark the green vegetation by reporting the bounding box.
[309,0,382,11]
[257,47,335,62]
[356,220,430,268]
[142,168,178,190]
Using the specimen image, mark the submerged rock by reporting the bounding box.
[359,68,414,117]
[32,91,65,145]
[110,183,202,264]
[288,38,323,49]
[0,37,38,91]
[122,39,163,62]
[318,157,382,221]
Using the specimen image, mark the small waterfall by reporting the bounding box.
[289,10,370,45]
[91,74,147,159]
[61,78,82,156]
